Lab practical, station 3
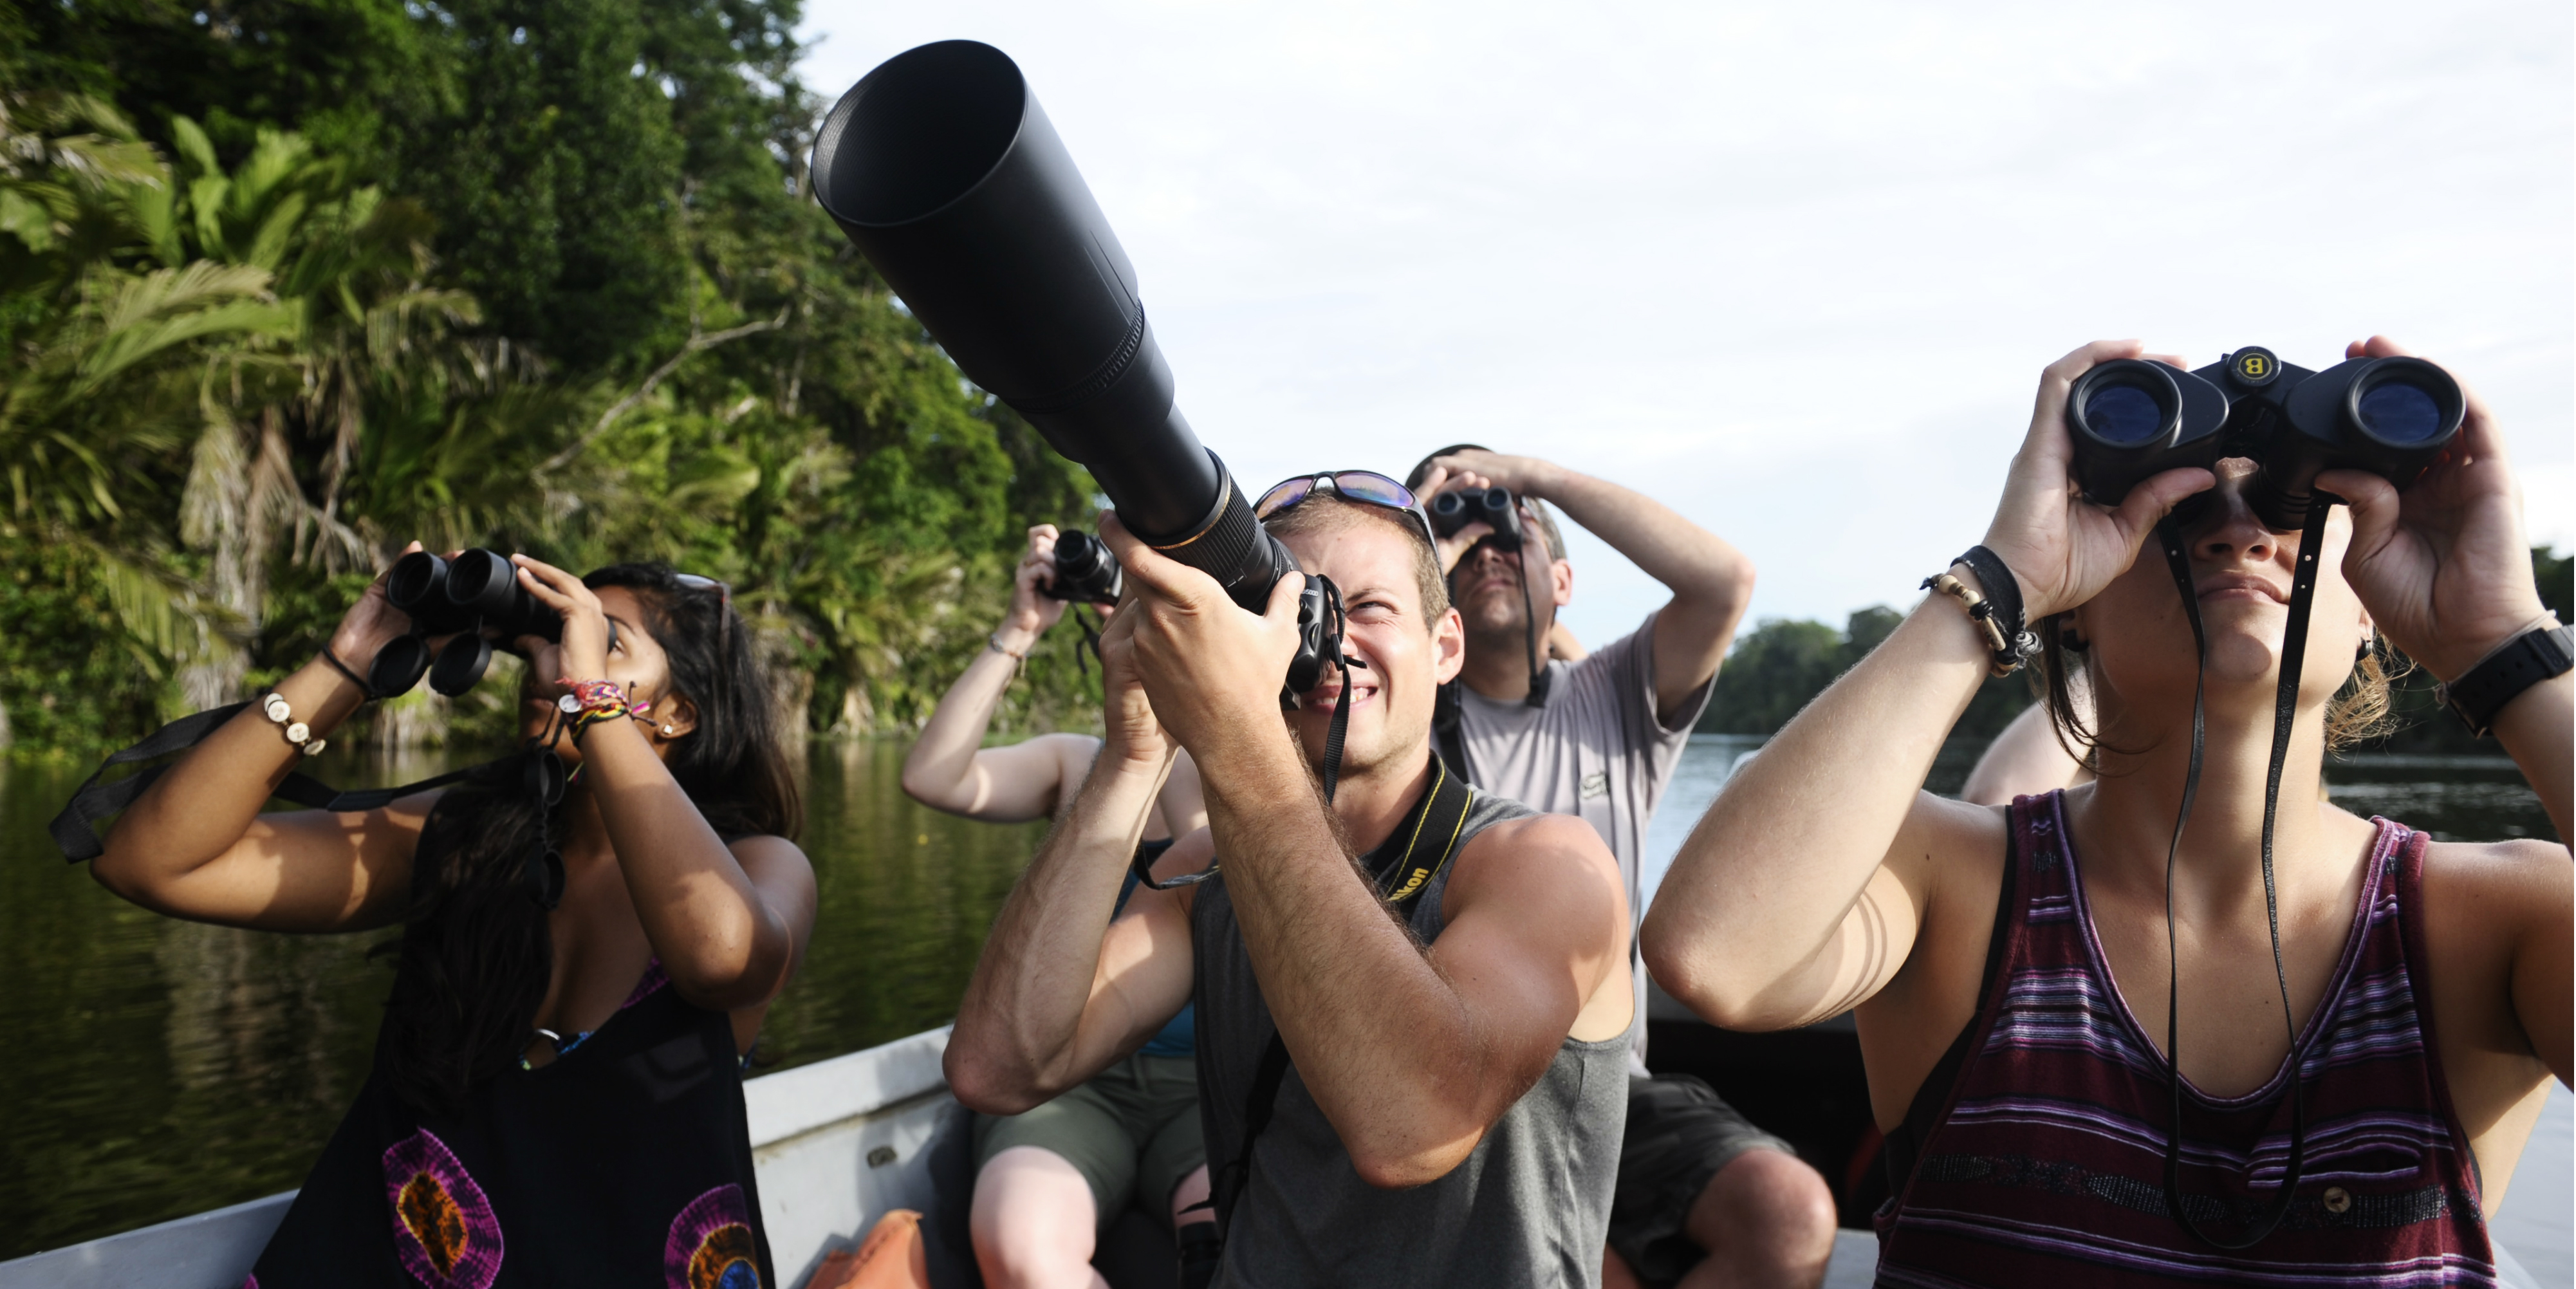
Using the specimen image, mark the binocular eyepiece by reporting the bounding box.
[1042,530,1124,604]
[2066,347,2463,531]
[1427,487,1523,552]
[369,549,562,698]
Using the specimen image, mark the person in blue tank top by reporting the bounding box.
[945,476,1636,1288]
[901,523,1213,1286]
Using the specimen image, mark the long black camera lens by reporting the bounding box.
[811,41,1295,612]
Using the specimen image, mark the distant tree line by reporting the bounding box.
[0,0,1107,754]
[1702,547,2573,757]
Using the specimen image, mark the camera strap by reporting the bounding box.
[1198,754,1476,1234]
[2151,499,2328,1248]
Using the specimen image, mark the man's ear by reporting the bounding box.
[1433,607,1466,685]
[1550,557,1573,609]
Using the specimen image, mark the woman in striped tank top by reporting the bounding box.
[1645,337,2569,1286]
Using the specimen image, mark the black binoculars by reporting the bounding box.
[1042,530,1124,604]
[1428,487,1523,552]
[2066,347,2463,531]
[369,549,562,698]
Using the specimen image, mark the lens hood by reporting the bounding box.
[813,41,1297,613]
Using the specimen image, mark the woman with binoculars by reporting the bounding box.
[1646,337,2568,1285]
[86,545,814,1288]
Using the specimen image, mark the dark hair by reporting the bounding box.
[2032,610,2404,765]
[1402,443,1569,562]
[1261,493,1452,627]
[378,564,799,1111]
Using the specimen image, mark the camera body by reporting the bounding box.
[1427,487,1523,552]
[1042,530,1124,604]
[369,550,562,698]
[2066,347,2463,531]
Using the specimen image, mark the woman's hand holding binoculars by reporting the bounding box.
[2317,337,2552,685]
[508,553,616,686]
[1980,340,2218,619]
[1008,524,1075,647]
[324,541,442,692]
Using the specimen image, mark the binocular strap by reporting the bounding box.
[2151,501,2329,1248]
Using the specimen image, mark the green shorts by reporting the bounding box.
[972,1051,1206,1232]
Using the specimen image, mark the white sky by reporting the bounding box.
[795,1,2573,642]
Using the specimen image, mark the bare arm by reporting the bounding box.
[93,547,437,932]
[944,586,1198,1111]
[1960,700,2091,806]
[1418,450,1754,720]
[1645,341,2212,1030]
[944,749,1197,1110]
[902,525,1093,821]
[2322,337,2569,843]
[515,558,815,1012]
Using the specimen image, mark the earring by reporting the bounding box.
[662,724,676,735]
[2355,637,2373,663]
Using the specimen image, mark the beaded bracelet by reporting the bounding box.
[261,692,329,757]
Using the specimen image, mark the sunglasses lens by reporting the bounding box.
[1330,472,1416,509]
[1254,477,1317,519]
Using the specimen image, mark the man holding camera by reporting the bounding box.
[944,477,1635,1287]
[1405,447,1837,1289]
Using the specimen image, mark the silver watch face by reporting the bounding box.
[557,694,582,714]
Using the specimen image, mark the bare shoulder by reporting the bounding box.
[1446,812,1624,925]
[2416,835,2570,963]
[727,832,815,879]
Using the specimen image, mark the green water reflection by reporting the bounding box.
[0,739,1042,1259]
[0,736,2553,1258]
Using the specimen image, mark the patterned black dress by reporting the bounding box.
[243,957,773,1289]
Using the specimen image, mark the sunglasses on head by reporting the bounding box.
[672,573,731,613]
[1253,470,1440,553]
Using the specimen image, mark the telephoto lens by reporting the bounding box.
[809,40,1297,613]
[1043,530,1124,604]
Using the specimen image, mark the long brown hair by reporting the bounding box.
[377,564,799,1111]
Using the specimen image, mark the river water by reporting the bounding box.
[0,736,2561,1263]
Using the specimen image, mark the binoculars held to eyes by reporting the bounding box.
[369,550,562,698]
[810,41,1297,619]
[1428,487,1523,553]
[1042,530,1124,604]
[2066,348,2464,530]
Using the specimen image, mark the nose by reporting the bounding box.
[2187,465,2276,567]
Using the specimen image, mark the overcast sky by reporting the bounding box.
[793,1,2573,644]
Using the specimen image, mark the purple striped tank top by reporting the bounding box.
[1874,790,2496,1286]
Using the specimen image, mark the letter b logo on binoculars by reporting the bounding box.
[2065,346,2463,531]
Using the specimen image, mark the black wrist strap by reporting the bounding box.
[1951,545,2041,672]
[319,645,381,701]
[2440,623,2572,737]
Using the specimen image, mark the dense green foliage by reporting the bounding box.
[0,0,1102,754]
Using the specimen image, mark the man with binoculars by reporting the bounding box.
[943,476,1635,1287]
[1404,447,1838,1289]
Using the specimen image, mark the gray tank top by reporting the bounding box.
[1189,786,1629,1288]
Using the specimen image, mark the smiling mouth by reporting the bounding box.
[2197,576,2288,605]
